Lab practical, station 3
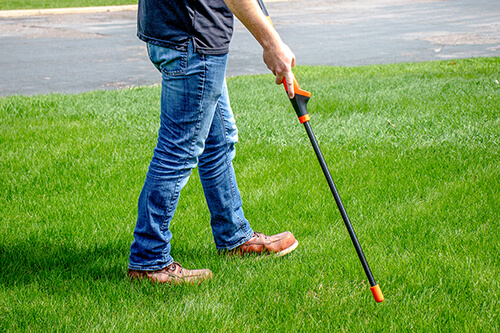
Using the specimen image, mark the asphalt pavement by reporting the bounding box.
[0,0,499,96]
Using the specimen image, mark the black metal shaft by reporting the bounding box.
[303,121,377,287]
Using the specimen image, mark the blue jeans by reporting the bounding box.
[129,42,254,271]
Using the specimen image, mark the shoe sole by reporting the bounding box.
[219,239,299,257]
[274,239,299,257]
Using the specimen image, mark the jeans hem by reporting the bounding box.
[215,228,254,251]
[128,258,174,272]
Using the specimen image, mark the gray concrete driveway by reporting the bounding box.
[0,0,499,96]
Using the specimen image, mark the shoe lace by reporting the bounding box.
[254,232,267,240]
[168,262,182,274]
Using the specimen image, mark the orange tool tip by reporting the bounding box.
[283,77,311,97]
[370,285,384,303]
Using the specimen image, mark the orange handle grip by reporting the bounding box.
[283,76,311,98]
[283,77,311,123]
[370,284,384,303]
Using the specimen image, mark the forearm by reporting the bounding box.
[223,0,281,50]
[223,0,296,97]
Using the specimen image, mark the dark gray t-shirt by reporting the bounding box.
[137,0,234,55]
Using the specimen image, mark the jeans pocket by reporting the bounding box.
[147,43,187,76]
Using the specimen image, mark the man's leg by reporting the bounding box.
[198,81,298,256]
[128,42,228,277]
[198,80,254,250]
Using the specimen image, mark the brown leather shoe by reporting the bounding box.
[128,262,213,285]
[224,231,298,257]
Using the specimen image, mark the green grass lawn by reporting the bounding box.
[0,0,135,11]
[1,58,499,331]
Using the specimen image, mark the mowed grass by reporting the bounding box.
[0,0,135,11]
[0,58,499,331]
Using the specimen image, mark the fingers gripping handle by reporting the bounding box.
[256,0,308,122]
[283,77,311,123]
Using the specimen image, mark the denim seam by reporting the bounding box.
[215,102,247,231]
[187,53,207,176]
[159,55,206,234]
[159,176,182,232]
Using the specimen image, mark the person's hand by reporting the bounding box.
[221,0,296,97]
[262,41,296,98]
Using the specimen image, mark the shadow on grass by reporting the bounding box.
[0,237,220,291]
[0,238,130,286]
